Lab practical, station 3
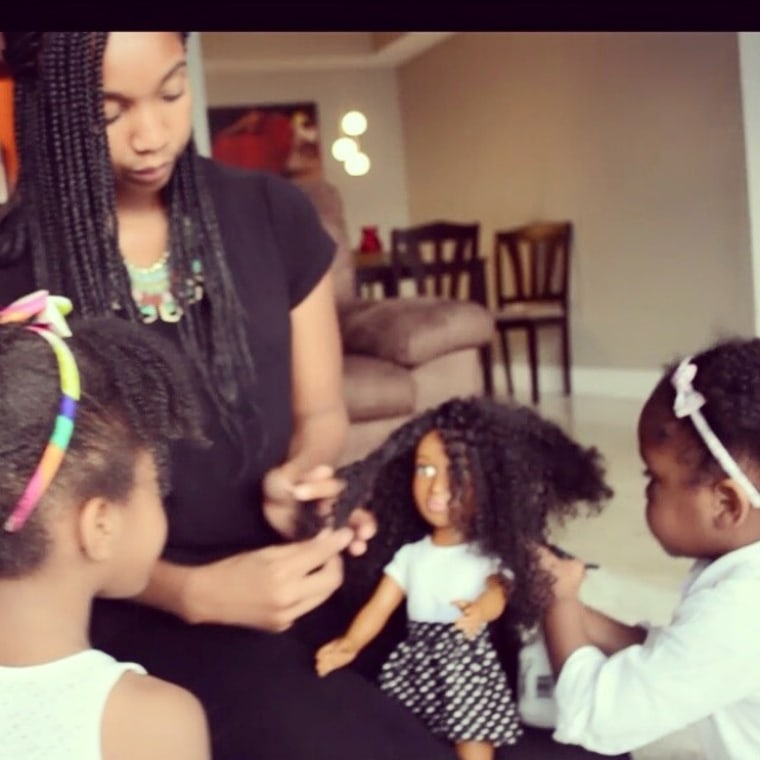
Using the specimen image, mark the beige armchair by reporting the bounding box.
[294,178,495,465]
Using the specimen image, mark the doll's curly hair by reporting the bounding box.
[332,396,613,629]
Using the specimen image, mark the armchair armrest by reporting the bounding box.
[339,296,494,368]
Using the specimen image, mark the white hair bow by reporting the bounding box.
[671,357,760,508]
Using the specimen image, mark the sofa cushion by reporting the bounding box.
[411,348,484,413]
[339,297,494,367]
[343,354,415,422]
[340,414,412,466]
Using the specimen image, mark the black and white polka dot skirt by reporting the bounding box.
[378,620,522,747]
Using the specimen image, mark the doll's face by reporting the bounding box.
[413,430,471,537]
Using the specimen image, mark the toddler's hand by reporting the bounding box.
[537,544,586,601]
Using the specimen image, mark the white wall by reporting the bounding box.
[200,65,410,250]
[187,33,211,157]
[739,33,760,335]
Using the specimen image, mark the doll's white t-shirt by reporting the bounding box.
[384,535,503,624]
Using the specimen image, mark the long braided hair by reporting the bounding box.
[0,32,256,442]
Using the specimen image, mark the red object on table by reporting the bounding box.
[359,226,383,253]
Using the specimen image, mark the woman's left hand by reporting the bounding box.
[262,463,377,556]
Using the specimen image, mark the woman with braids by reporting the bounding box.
[0,31,459,760]
[315,396,615,760]
[0,292,209,759]
[540,338,760,759]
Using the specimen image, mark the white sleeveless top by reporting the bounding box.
[0,648,146,760]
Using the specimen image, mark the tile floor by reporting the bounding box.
[523,392,705,760]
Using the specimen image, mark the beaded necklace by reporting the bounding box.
[125,253,205,324]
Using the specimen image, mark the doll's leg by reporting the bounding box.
[456,740,494,760]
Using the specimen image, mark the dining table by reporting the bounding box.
[353,250,400,298]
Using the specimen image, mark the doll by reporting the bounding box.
[314,396,613,760]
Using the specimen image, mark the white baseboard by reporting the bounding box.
[490,360,661,400]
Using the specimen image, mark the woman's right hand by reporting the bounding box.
[314,636,359,677]
[182,528,354,632]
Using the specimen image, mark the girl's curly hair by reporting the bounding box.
[640,337,760,487]
[327,396,613,629]
[0,316,206,577]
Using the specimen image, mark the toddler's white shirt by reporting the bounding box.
[552,540,760,759]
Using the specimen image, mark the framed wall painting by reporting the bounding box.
[208,101,322,181]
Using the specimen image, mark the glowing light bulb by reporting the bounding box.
[345,152,371,177]
[331,137,358,162]
[341,110,367,137]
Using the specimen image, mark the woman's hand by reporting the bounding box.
[183,528,354,632]
[536,544,586,601]
[262,462,377,555]
[315,636,360,676]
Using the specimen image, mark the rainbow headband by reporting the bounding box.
[0,291,81,532]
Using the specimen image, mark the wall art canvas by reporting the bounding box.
[208,101,322,181]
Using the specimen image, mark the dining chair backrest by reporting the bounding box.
[493,221,572,310]
[390,221,484,305]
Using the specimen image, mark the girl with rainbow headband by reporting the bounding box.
[0,291,210,760]
[0,291,80,533]
[541,337,760,760]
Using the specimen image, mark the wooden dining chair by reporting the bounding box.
[493,221,573,405]
[390,221,494,396]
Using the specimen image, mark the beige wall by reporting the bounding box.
[201,33,373,63]
[398,32,754,371]
[203,63,410,251]
[200,32,755,378]
[372,33,406,51]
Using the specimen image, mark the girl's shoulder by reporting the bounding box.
[103,672,209,760]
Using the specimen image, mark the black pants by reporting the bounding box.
[91,597,629,760]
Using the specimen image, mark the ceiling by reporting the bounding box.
[199,32,456,73]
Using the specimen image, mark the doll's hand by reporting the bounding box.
[452,599,487,639]
[315,636,359,676]
[537,544,586,601]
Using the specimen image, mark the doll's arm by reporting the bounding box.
[452,574,508,639]
[315,573,405,676]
